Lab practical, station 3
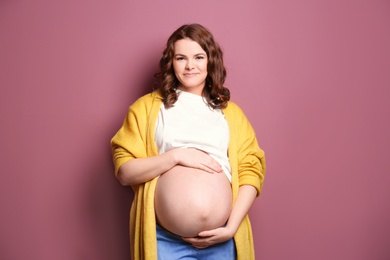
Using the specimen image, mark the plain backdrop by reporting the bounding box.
[1,0,389,259]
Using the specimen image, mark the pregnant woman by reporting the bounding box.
[111,24,266,260]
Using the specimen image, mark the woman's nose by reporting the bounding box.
[185,59,194,70]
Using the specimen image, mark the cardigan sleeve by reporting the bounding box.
[110,98,149,176]
[233,104,266,197]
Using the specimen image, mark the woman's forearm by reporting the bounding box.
[117,149,178,186]
[117,148,223,186]
[226,185,258,234]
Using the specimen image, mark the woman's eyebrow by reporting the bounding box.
[174,53,206,57]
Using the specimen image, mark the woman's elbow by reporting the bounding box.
[117,168,132,186]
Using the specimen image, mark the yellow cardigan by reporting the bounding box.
[111,91,266,260]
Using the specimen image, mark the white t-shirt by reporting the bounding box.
[155,90,231,181]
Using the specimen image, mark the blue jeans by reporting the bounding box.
[156,224,237,260]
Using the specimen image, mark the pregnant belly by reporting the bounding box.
[154,165,232,237]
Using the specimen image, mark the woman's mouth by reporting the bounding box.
[183,73,198,77]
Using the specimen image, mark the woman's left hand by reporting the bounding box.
[181,226,235,249]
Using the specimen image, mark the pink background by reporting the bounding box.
[1,0,389,259]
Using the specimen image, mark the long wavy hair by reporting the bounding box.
[155,24,230,109]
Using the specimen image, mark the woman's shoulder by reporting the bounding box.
[130,91,163,110]
[224,101,253,127]
[225,100,245,115]
[134,91,162,104]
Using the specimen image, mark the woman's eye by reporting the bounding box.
[195,56,205,60]
[176,57,185,61]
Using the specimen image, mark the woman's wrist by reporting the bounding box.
[224,222,239,238]
[166,148,180,166]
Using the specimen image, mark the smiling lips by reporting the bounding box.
[183,73,198,77]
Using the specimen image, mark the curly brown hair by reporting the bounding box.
[155,24,230,109]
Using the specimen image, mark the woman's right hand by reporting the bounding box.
[172,148,223,174]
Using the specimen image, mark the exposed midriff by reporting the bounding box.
[154,165,232,237]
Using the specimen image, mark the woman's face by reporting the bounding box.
[172,38,208,95]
